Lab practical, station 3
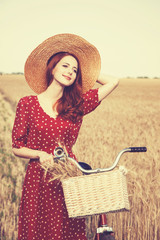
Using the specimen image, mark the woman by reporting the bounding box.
[12,34,119,240]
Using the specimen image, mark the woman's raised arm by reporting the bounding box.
[97,73,119,102]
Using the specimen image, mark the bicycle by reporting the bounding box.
[53,146,147,240]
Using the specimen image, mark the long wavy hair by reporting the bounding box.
[46,52,84,122]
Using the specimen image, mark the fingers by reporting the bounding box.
[39,152,53,164]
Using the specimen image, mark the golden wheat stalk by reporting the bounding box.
[40,145,82,181]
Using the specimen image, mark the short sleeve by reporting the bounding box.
[83,88,101,115]
[12,97,29,148]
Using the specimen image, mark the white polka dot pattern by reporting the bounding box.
[12,88,100,240]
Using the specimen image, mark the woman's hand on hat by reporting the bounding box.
[38,151,54,164]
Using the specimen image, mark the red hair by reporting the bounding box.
[46,52,83,122]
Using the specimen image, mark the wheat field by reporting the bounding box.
[0,74,160,240]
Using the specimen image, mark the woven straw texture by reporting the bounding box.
[24,33,101,94]
[62,170,130,218]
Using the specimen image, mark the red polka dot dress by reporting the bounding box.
[12,89,100,240]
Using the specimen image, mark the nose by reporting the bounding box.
[67,68,73,75]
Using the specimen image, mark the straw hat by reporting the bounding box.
[24,33,101,93]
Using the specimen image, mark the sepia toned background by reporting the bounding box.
[0,0,160,239]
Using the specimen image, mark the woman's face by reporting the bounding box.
[52,55,78,87]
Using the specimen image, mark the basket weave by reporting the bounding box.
[61,169,130,218]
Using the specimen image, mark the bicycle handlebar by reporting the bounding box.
[129,147,147,152]
[54,146,147,174]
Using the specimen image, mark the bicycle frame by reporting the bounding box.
[54,146,147,240]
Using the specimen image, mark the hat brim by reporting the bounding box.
[24,33,101,94]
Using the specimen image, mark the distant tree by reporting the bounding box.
[137,76,148,79]
[11,72,24,75]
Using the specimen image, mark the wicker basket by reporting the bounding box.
[61,169,130,218]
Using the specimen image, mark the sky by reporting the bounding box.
[0,0,160,78]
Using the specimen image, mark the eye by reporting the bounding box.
[62,64,68,68]
[74,69,77,73]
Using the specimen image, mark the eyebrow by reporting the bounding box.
[63,62,78,69]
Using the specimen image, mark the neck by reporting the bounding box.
[42,80,64,102]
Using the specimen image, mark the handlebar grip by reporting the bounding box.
[129,147,147,152]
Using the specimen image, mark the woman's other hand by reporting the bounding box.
[38,151,54,164]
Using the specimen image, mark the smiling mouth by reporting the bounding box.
[63,75,71,80]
